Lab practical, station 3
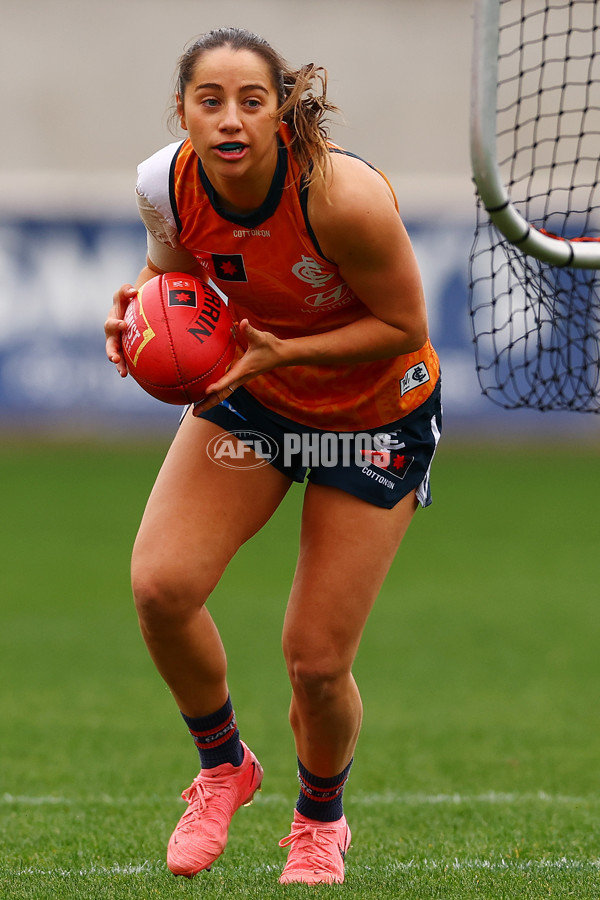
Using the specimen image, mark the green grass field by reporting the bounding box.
[1,437,600,899]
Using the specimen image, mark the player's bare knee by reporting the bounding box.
[131,562,214,631]
[284,649,348,704]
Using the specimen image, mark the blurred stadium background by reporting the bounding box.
[4,0,597,441]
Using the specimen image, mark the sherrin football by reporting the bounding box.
[122,273,237,404]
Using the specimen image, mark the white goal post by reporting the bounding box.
[470,0,600,269]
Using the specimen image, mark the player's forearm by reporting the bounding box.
[274,314,428,368]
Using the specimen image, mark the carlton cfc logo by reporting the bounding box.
[292,256,334,288]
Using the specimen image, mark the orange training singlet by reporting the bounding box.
[169,124,440,430]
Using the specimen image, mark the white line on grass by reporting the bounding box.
[3,790,600,807]
[14,861,165,877]
[385,857,600,873]
[348,789,600,807]
[12,858,600,878]
[1,792,164,806]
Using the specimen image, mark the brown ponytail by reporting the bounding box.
[277,63,339,187]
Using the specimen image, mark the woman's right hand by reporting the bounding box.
[104,283,138,378]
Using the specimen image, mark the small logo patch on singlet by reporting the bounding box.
[211,253,248,282]
[400,362,430,396]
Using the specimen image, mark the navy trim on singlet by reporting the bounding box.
[299,173,328,261]
[299,147,382,263]
[329,146,380,170]
[168,141,186,234]
[195,138,289,229]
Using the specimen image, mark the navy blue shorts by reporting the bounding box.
[195,379,442,510]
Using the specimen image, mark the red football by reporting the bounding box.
[122,273,237,404]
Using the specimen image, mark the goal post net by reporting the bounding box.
[469,0,600,412]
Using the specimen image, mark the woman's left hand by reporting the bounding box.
[192,318,283,415]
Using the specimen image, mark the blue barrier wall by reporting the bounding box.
[1,217,597,439]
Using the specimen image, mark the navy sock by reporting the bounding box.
[295,758,353,822]
[181,695,244,769]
